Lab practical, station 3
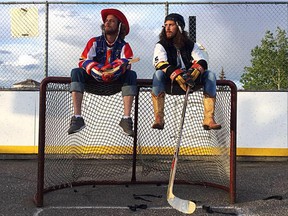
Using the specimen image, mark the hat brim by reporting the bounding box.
[101,8,129,36]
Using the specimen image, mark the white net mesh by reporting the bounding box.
[37,78,236,205]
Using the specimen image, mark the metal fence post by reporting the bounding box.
[44,2,49,78]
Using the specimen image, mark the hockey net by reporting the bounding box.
[35,77,237,207]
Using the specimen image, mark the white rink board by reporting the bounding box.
[0,91,39,147]
[0,91,287,150]
[237,92,288,148]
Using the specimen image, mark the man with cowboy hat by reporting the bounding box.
[151,13,221,130]
[68,8,137,137]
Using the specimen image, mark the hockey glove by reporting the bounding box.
[188,59,207,81]
[169,68,190,92]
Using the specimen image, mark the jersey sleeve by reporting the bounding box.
[153,43,168,68]
[78,37,97,68]
[191,42,209,64]
[120,43,134,59]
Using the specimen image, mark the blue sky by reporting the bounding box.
[0,1,287,89]
[1,0,288,2]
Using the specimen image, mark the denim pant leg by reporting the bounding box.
[70,67,92,93]
[201,70,217,97]
[119,69,137,96]
[152,70,167,96]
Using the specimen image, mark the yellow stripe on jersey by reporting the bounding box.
[155,61,169,70]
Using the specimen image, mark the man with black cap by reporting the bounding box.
[68,8,137,137]
[151,13,221,130]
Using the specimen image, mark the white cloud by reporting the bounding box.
[4,54,40,68]
[17,54,39,67]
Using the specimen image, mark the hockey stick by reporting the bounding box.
[167,85,197,214]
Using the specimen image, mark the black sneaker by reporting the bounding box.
[68,116,86,135]
[119,117,134,137]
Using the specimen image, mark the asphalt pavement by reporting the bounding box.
[0,156,288,216]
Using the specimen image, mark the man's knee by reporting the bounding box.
[70,68,89,93]
[153,70,165,81]
[205,70,217,81]
[71,68,87,82]
[124,70,137,85]
[128,70,137,78]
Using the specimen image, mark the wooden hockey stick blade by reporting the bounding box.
[128,57,140,64]
[167,195,196,214]
[167,161,196,214]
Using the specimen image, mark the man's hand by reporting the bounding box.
[170,69,195,91]
[100,58,129,71]
[182,73,196,88]
[188,61,206,81]
[82,60,103,75]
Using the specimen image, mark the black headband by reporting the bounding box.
[164,13,185,29]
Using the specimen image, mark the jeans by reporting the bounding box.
[152,69,217,97]
[70,67,137,96]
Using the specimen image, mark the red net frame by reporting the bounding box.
[34,77,237,207]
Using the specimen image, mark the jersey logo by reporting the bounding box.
[154,56,159,64]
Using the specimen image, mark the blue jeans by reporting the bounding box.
[152,69,217,97]
[70,67,137,96]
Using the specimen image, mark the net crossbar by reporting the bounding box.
[34,77,237,207]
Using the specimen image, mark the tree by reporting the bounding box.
[219,67,226,80]
[240,27,288,90]
[219,67,227,91]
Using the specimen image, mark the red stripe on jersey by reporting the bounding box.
[78,60,85,68]
[105,49,112,65]
[86,62,98,75]
[122,43,133,59]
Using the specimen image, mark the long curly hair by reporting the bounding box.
[159,27,192,49]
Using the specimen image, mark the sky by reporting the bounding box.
[0,0,287,89]
[1,0,288,3]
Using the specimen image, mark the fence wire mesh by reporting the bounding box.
[0,1,287,90]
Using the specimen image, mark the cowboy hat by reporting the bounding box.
[101,8,130,35]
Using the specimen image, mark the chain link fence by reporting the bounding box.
[0,1,287,90]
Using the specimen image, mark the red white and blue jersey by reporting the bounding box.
[78,35,133,68]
